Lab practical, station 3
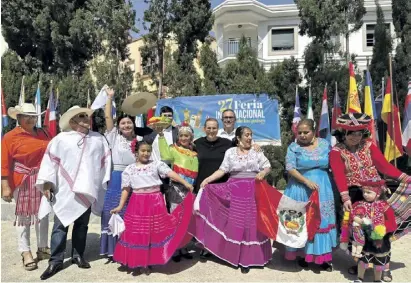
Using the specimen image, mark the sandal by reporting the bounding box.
[21,252,38,271]
[36,247,51,261]
[382,270,392,282]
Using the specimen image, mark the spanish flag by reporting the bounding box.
[381,77,403,162]
[346,62,361,113]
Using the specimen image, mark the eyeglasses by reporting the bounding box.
[76,114,89,119]
[223,116,235,120]
[19,115,37,120]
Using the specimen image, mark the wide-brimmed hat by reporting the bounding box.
[335,113,372,131]
[8,103,41,120]
[59,106,93,132]
[122,92,157,116]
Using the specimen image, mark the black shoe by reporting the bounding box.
[298,259,308,268]
[240,266,250,274]
[172,255,182,262]
[321,262,333,272]
[71,257,91,269]
[348,265,358,275]
[40,263,63,280]
[180,250,193,260]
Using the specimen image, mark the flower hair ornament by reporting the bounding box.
[130,138,138,154]
[178,122,194,136]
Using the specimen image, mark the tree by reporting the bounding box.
[141,0,174,98]
[199,37,223,94]
[369,2,392,93]
[393,0,411,110]
[295,0,366,62]
[1,0,136,76]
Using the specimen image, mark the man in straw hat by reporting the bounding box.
[1,103,51,271]
[35,106,111,280]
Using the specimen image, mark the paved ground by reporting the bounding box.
[1,220,410,282]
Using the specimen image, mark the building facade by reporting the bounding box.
[212,0,396,72]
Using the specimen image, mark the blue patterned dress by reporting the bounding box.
[284,138,338,264]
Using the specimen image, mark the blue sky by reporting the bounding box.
[130,0,293,38]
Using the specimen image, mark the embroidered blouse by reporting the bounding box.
[219,147,271,173]
[105,127,135,166]
[329,140,404,195]
[286,138,330,171]
[121,161,171,192]
[158,137,198,185]
[351,200,397,233]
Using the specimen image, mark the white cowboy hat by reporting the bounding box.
[59,106,93,132]
[122,92,157,116]
[8,103,42,120]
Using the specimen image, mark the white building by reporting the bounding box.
[212,0,396,72]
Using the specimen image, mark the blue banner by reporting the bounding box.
[155,94,281,145]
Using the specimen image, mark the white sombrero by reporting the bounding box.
[59,106,93,132]
[8,103,42,120]
[122,92,157,116]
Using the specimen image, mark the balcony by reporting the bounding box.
[217,38,263,62]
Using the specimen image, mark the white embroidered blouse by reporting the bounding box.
[219,147,271,173]
[121,161,171,191]
[105,127,136,166]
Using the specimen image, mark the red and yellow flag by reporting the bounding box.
[346,62,362,113]
[381,78,403,162]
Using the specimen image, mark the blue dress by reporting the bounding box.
[284,138,338,264]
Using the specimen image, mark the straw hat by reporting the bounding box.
[8,103,41,120]
[122,92,157,116]
[59,106,93,132]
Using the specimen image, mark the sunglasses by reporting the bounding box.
[20,115,37,120]
[76,114,89,119]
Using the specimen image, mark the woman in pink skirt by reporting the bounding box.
[111,141,195,275]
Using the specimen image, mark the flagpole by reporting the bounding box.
[389,54,397,168]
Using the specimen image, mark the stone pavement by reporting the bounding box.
[1,219,410,282]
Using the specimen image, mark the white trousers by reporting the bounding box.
[13,189,49,252]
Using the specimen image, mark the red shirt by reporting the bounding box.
[330,140,403,194]
[1,127,51,191]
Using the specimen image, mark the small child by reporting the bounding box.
[350,181,397,283]
[111,141,194,275]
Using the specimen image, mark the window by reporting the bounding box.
[127,60,135,72]
[365,24,390,47]
[227,37,251,56]
[271,28,295,51]
[142,55,159,75]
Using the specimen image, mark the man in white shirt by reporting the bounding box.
[217,109,237,141]
[36,106,111,280]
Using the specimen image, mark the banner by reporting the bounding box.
[155,94,281,145]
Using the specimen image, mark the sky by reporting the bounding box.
[130,0,293,38]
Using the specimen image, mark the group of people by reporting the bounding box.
[1,89,410,283]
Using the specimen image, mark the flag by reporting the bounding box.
[331,83,342,130]
[364,70,379,146]
[346,62,361,113]
[381,78,403,162]
[135,114,143,128]
[255,180,320,248]
[112,100,117,120]
[317,86,331,142]
[1,89,8,137]
[147,107,155,126]
[292,86,301,137]
[87,89,91,108]
[402,81,411,155]
[18,76,25,106]
[307,87,314,120]
[44,89,57,137]
[34,82,42,128]
[91,85,109,110]
[375,85,384,121]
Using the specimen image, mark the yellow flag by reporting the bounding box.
[346,62,361,113]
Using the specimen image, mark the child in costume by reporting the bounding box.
[158,123,198,262]
[111,141,194,275]
[350,181,397,283]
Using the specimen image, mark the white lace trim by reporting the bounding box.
[101,230,113,236]
[194,211,270,246]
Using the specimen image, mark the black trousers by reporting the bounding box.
[49,207,92,264]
